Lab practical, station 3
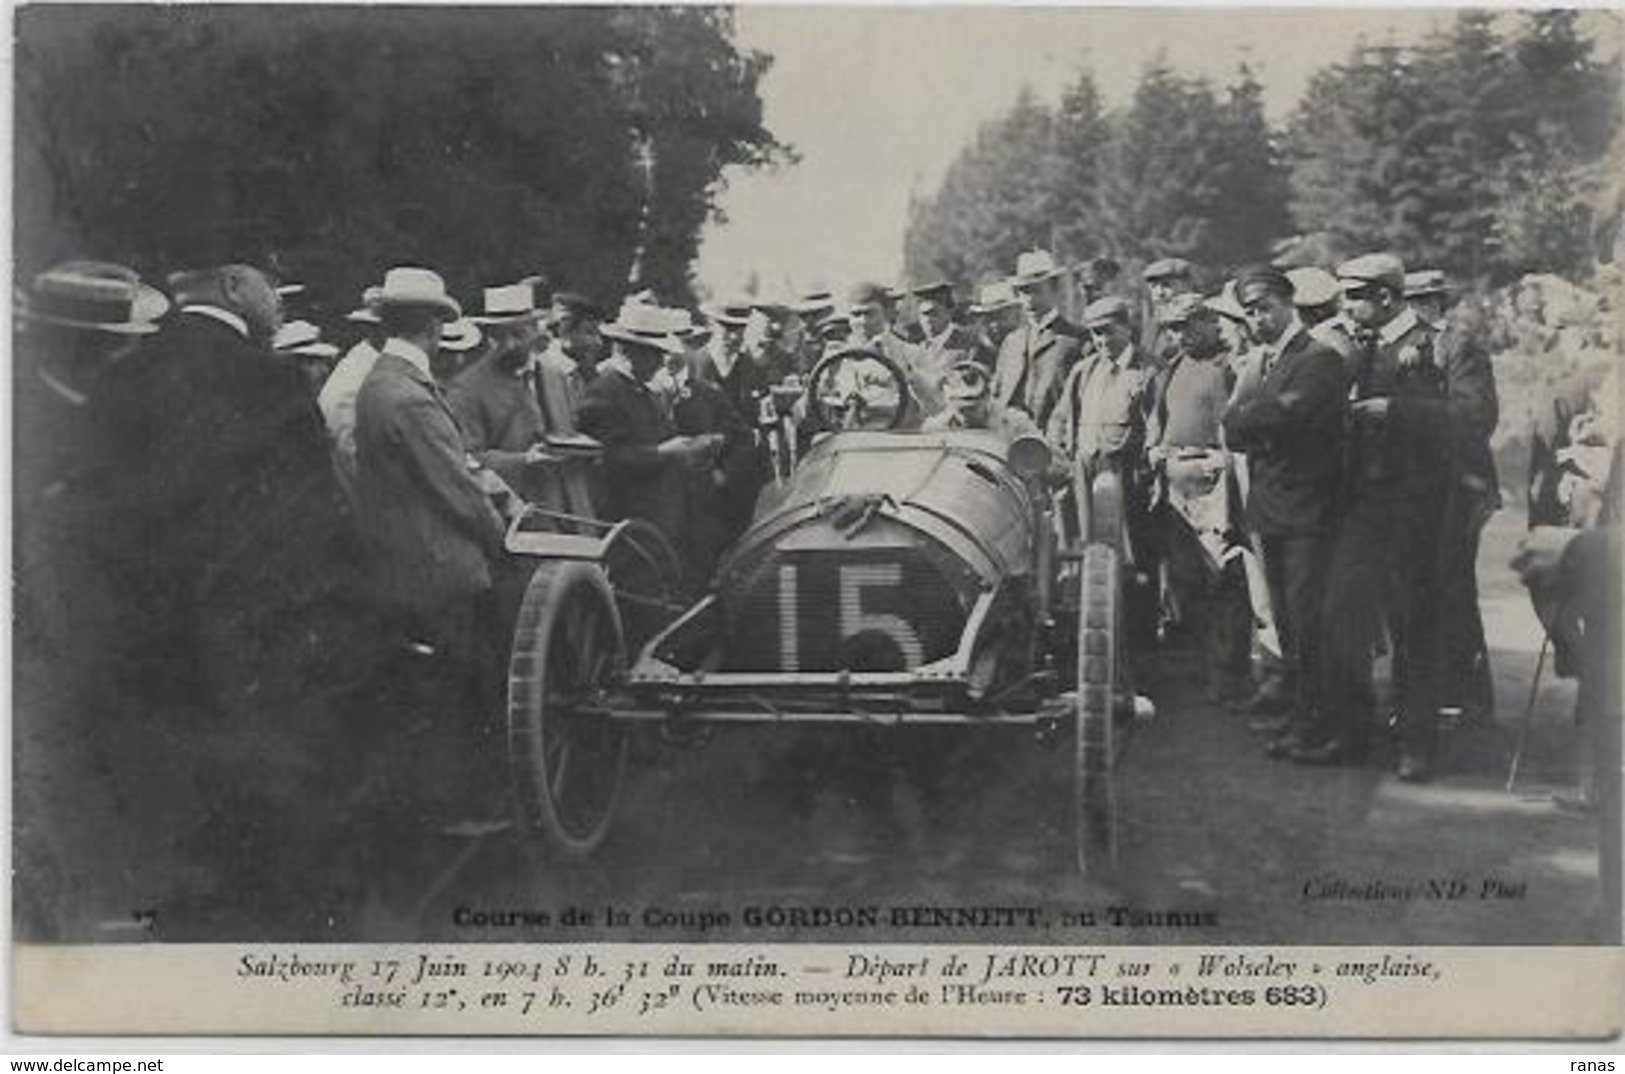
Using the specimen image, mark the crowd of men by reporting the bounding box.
[12,239,1620,933]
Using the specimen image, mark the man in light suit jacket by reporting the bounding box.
[354,268,506,664]
[995,250,1081,431]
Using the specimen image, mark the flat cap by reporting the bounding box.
[1082,295,1132,328]
[1286,266,1339,308]
[1234,264,1294,299]
[1143,257,1194,283]
[1404,269,1449,299]
[1156,292,1209,327]
[1337,253,1406,293]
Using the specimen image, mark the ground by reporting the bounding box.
[12,510,1611,946]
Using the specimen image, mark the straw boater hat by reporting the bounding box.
[705,298,754,328]
[22,261,170,334]
[374,267,461,320]
[1011,249,1067,288]
[601,301,686,356]
[969,279,1020,315]
[345,285,383,326]
[272,319,339,359]
[439,318,483,354]
[472,282,543,325]
[793,291,835,321]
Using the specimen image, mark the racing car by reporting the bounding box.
[501,346,1149,874]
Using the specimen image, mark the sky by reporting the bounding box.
[690,6,1475,300]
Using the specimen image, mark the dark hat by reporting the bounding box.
[1234,264,1294,301]
[1143,257,1194,283]
[22,261,170,335]
[550,291,603,321]
[1073,256,1121,287]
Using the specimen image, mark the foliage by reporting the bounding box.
[14,5,786,315]
[909,12,1619,288]
[1284,10,1621,283]
[904,59,1290,285]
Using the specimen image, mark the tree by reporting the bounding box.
[903,86,1061,285]
[14,6,787,317]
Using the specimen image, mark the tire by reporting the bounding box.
[1074,543,1121,874]
[601,518,685,653]
[507,560,629,859]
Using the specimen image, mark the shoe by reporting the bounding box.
[1396,752,1431,783]
[1247,715,1291,736]
[1289,739,1354,766]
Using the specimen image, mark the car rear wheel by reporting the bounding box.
[1074,542,1120,874]
[508,560,629,859]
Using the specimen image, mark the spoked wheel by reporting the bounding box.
[601,519,686,652]
[508,561,629,859]
[1074,542,1121,874]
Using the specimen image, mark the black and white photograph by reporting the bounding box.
[10,2,1623,1029]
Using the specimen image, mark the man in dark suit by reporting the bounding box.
[91,262,374,928]
[1222,266,1350,763]
[998,250,1081,431]
[1315,253,1459,781]
[907,281,981,423]
[449,282,594,521]
[578,303,720,553]
[1407,270,1501,723]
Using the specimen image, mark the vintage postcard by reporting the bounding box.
[10,2,1623,1039]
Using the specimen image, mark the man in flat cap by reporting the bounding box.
[1222,266,1351,763]
[1316,252,1461,781]
[1405,268,1501,725]
[1142,256,1196,370]
[996,250,1081,432]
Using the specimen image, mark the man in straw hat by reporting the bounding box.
[908,280,979,422]
[967,278,1024,369]
[13,261,169,936]
[995,249,1080,431]
[448,281,593,520]
[579,301,721,549]
[319,283,387,492]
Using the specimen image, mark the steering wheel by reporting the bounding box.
[805,346,911,432]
